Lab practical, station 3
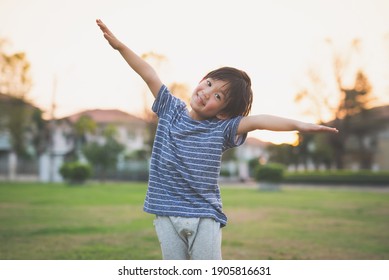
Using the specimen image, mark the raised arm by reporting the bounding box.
[237,114,339,135]
[96,19,162,98]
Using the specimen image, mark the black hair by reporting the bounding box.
[203,67,253,117]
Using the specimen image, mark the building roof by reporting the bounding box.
[65,109,146,124]
[0,93,10,101]
[0,93,39,110]
[368,105,389,119]
[325,104,389,126]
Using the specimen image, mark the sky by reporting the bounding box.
[1,0,389,144]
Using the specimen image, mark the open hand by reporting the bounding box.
[96,19,123,50]
[300,122,339,133]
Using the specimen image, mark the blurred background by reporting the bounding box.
[1,0,389,261]
[1,0,389,184]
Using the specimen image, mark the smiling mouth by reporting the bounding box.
[196,93,205,106]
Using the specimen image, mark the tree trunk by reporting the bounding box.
[8,151,17,181]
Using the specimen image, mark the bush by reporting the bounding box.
[255,163,285,183]
[284,170,389,185]
[248,158,261,177]
[220,169,231,177]
[59,161,92,184]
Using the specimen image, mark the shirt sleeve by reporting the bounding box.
[222,116,247,151]
[152,85,170,117]
[152,85,185,118]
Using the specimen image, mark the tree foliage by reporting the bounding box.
[0,39,47,158]
[0,39,32,98]
[59,161,92,184]
[74,115,96,146]
[82,124,125,181]
[295,39,379,169]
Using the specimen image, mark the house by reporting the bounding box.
[374,107,389,170]
[237,136,269,162]
[0,93,42,181]
[2,99,388,182]
[343,105,389,170]
[0,131,13,179]
[40,109,151,182]
[39,118,74,182]
[67,109,149,153]
[221,136,269,182]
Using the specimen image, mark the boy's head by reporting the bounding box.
[203,67,253,118]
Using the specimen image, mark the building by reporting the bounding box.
[343,105,389,170]
[1,101,388,182]
[40,109,150,182]
[221,136,269,182]
[0,93,42,181]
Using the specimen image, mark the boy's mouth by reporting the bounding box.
[196,93,206,106]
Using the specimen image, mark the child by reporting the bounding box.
[96,19,338,260]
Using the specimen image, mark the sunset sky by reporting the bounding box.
[1,0,389,144]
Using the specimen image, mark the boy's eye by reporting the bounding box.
[215,93,221,100]
[206,80,212,87]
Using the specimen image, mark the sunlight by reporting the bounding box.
[249,130,300,146]
[0,0,388,119]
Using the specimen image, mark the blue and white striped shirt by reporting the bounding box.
[143,85,247,227]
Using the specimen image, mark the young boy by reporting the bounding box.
[96,19,338,260]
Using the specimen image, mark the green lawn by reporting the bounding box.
[0,182,388,260]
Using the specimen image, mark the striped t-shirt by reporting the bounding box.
[143,85,247,227]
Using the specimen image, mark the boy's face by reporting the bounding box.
[189,78,229,121]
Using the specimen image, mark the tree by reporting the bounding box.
[299,133,334,170]
[267,143,298,169]
[295,38,377,169]
[0,39,47,179]
[0,39,34,150]
[337,70,373,118]
[329,70,376,169]
[82,124,124,181]
[73,115,96,159]
[0,39,32,98]
[294,69,334,123]
[169,82,191,106]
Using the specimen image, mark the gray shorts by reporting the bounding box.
[153,215,222,260]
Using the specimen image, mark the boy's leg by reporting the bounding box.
[190,217,222,260]
[153,216,189,259]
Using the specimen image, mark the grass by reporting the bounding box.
[0,181,388,260]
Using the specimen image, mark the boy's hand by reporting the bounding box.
[96,19,123,50]
[299,122,339,134]
[96,18,162,98]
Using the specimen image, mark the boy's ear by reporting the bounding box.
[216,112,229,120]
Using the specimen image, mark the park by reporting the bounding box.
[1,181,388,260]
[1,1,389,269]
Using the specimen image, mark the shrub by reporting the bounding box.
[220,169,231,177]
[59,161,92,184]
[284,170,389,185]
[255,163,285,183]
[248,158,261,177]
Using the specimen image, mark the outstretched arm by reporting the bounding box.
[96,19,162,98]
[237,114,338,135]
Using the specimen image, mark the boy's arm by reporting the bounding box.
[96,19,162,98]
[237,114,339,135]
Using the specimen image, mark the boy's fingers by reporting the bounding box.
[315,125,338,133]
[326,127,338,133]
[96,19,108,30]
